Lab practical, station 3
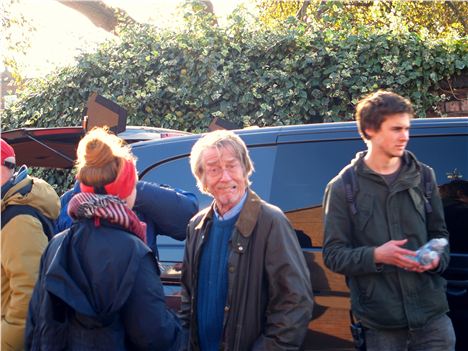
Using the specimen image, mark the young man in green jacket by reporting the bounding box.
[323,91,455,350]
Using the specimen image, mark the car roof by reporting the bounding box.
[2,117,466,169]
[131,117,468,176]
[0,126,191,168]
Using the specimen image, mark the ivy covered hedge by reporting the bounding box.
[2,12,467,134]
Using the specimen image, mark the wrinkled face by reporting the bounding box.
[202,146,247,215]
[365,113,411,159]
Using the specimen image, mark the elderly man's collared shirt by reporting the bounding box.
[214,191,247,221]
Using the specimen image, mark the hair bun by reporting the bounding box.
[75,127,135,189]
[84,138,115,168]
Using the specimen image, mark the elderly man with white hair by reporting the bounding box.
[180,130,313,351]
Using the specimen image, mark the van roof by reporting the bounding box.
[2,117,467,169]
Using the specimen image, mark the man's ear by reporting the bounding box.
[364,128,375,139]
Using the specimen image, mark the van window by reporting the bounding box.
[271,139,363,211]
[140,156,208,206]
[271,138,363,247]
[408,135,468,184]
[409,135,468,254]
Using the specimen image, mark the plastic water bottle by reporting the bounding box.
[426,238,449,254]
[416,249,439,265]
[409,238,448,265]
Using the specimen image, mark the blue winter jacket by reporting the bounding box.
[55,181,198,257]
[25,219,186,351]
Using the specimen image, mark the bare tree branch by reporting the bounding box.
[56,0,137,33]
[58,0,218,32]
[296,0,310,21]
[279,0,285,16]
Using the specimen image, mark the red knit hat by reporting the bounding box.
[1,138,16,169]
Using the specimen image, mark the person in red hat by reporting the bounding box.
[1,138,60,351]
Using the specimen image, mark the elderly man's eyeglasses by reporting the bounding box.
[206,161,241,178]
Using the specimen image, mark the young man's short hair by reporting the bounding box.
[355,90,414,140]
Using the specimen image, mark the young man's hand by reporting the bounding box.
[373,239,421,271]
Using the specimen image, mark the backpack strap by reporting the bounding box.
[1,205,54,241]
[341,166,359,216]
[342,162,434,216]
[419,163,433,214]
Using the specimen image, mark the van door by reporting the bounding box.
[271,134,364,350]
[409,132,468,351]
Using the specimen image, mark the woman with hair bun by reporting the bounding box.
[25,128,185,351]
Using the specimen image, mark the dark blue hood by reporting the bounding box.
[44,220,151,322]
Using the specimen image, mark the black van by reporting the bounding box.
[132,117,468,350]
[3,117,467,350]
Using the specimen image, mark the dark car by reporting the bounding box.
[3,117,468,350]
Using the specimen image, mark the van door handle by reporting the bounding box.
[446,280,468,297]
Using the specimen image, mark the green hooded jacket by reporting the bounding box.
[323,151,449,330]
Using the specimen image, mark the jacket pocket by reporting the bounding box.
[408,188,426,222]
[352,275,374,301]
[356,193,373,231]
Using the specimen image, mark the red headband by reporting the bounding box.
[80,159,137,199]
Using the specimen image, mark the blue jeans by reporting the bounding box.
[365,314,456,351]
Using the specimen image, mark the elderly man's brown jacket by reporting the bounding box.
[180,189,313,351]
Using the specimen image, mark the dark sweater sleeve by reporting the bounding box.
[121,253,186,351]
[134,181,198,241]
[54,189,74,234]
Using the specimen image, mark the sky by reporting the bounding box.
[5,0,252,78]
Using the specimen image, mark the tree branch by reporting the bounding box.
[56,0,137,33]
[296,0,310,21]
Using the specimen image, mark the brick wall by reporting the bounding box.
[431,73,468,117]
[431,88,468,117]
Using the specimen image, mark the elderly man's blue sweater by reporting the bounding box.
[197,213,239,351]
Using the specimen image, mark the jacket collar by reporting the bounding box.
[1,176,33,211]
[1,165,29,199]
[194,189,262,238]
[353,150,421,189]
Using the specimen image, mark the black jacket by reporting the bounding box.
[180,190,313,351]
[25,219,185,351]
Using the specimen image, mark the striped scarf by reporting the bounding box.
[68,192,147,243]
